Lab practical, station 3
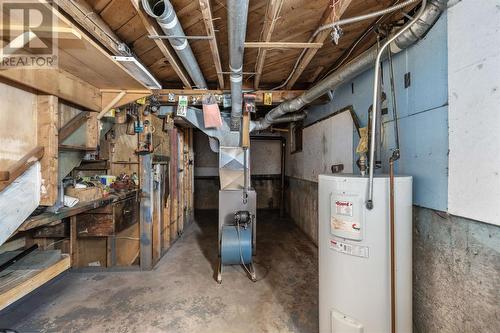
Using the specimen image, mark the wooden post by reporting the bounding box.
[139,154,153,270]
[86,112,99,148]
[37,95,59,206]
[242,111,250,148]
[169,128,178,242]
[70,216,78,267]
[152,163,162,265]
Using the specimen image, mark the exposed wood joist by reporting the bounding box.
[59,111,90,143]
[285,0,353,89]
[254,0,285,90]
[42,0,149,90]
[54,0,126,56]
[7,25,81,40]
[155,89,330,105]
[0,69,102,111]
[101,89,152,110]
[129,0,192,88]
[245,42,323,49]
[198,0,224,89]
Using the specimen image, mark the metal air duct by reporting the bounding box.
[142,0,207,89]
[251,0,447,131]
[227,0,250,131]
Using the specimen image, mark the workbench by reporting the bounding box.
[18,190,139,232]
[18,190,140,268]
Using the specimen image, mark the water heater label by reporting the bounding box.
[330,239,369,258]
[335,200,353,216]
[331,217,361,236]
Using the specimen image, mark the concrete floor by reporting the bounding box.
[0,210,318,333]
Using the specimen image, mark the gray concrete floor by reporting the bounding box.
[0,210,318,333]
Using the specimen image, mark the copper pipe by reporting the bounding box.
[389,157,396,333]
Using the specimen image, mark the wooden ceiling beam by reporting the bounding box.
[54,0,124,55]
[199,0,224,89]
[285,0,353,89]
[0,68,102,111]
[156,89,306,105]
[245,42,323,49]
[129,0,192,88]
[254,0,285,90]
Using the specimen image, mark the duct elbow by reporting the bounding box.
[394,0,446,50]
[142,0,173,19]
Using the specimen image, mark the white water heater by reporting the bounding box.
[318,174,412,333]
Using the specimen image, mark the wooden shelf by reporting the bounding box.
[59,145,97,152]
[0,2,151,111]
[19,190,139,232]
[0,250,70,311]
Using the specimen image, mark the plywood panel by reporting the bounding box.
[115,222,140,266]
[287,111,353,182]
[0,82,37,170]
[110,123,139,176]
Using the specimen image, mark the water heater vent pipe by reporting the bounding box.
[366,0,427,210]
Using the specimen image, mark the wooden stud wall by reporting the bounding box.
[37,96,59,206]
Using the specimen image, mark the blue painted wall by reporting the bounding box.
[304,13,449,211]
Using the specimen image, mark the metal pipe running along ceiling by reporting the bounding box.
[142,0,207,89]
[250,0,447,132]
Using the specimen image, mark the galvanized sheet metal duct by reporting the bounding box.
[227,0,250,131]
[251,0,447,131]
[142,0,207,89]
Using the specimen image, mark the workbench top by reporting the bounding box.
[18,190,139,232]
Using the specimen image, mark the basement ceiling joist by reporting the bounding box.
[79,0,415,89]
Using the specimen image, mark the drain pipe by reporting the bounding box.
[251,0,446,132]
[142,0,207,88]
[227,0,250,131]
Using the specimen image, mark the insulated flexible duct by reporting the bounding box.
[251,0,447,131]
[142,0,207,89]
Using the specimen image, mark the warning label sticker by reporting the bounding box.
[330,239,369,258]
[335,200,353,216]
